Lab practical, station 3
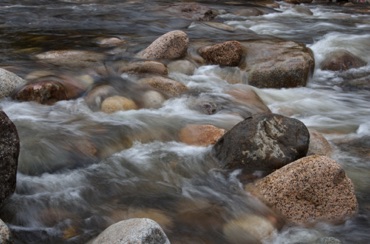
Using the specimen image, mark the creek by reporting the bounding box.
[0,1,369,243]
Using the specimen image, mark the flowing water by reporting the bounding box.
[0,1,369,243]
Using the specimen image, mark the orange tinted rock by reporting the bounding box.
[199,41,244,67]
[179,124,225,146]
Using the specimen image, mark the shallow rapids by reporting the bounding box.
[0,1,370,244]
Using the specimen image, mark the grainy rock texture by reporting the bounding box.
[137,30,189,60]
[198,41,244,67]
[91,218,170,244]
[179,124,225,146]
[101,95,138,113]
[138,76,188,97]
[321,50,367,71]
[212,113,309,174]
[0,219,12,244]
[35,50,105,68]
[0,68,27,99]
[0,111,19,207]
[251,155,358,225]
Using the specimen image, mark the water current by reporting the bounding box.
[0,1,369,243]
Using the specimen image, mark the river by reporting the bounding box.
[0,0,369,243]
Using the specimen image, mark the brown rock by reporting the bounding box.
[163,2,218,21]
[321,50,367,71]
[243,39,315,88]
[0,111,19,207]
[101,96,138,113]
[252,155,358,225]
[13,79,75,105]
[35,50,105,68]
[118,61,168,76]
[138,76,188,97]
[137,30,189,60]
[179,124,225,146]
[212,113,309,175]
[199,41,244,67]
[307,129,332,157]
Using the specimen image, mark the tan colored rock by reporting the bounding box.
[138,76,188,97]
[101,96,138,113]
[251,155,358,226]
[243,39,314,88]
[119,61,168,75]
[199,41,244,67]
[84,85,117,111]
[308,129,332,157]
[0,219,12,244]
[223,214,277,243]
[179,124,225,146]
[140,90,166,109]
[137,30,189,60]
[35,50,105,68]
[167,60,196,75]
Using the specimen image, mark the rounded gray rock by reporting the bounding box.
[0,68,27,99]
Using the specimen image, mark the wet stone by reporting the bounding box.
[198,41,244,67]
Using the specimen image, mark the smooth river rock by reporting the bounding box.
[321,50,367,71]
[250,155,358,226]
[90,218,170,244]
[0,68,27,99]
[212,113,309,175]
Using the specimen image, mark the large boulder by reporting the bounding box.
[136,30,189,60]
[212,113,309,175]
[198,41,244,67]
[249,155,358,225]
[242,39,315,88]
[90,218,170,244]
[0,111,19,206]
[321,50,367,71]
[0,68,27,99]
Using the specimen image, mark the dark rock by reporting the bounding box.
[163,3,218,21]
[0,111,19,206]
[198,41,244,67]
[212,113,309,175]
[321,50,367,71]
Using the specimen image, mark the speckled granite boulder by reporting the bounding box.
[212,113,309,175]
[91,218,170,244]
[0,111,19,207]
[198,41,244,67]
[137,30,189,60]
[250,155,358,225]
[0,219,12,244]
[138,76,188,97]
[0,68,27,99]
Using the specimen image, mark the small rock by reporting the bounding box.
[0,219,12,244]
[119,61,168,76]
[198,41,244,67]
[251,155,358,225]
[223,214,276,243]
[35,50,105,68]
[179,124,225,146]
[138,76,188,97]
[84,85,118,111]
[0,111,19,207]
[0,68,27,99]
[212,113,309,175]
[96,37,125,47]
[90,218,170,244]
[307,129,332,157]
[140,90,166,109]
[137,30,189,60]
[167,60,196,75]
[101,96,138,113]
[321,50,367,71]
